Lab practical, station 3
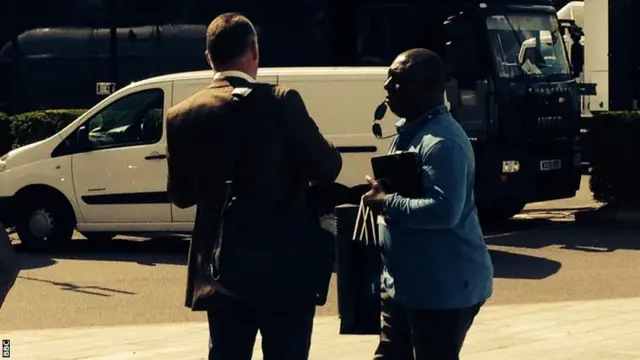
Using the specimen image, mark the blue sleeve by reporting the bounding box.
[382,139,469,229]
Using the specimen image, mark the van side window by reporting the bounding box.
[84,88,164,149]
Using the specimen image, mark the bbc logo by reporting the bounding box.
[1,339,9,358]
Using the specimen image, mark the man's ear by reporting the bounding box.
[251,39,259,62]
[204,50,213,68]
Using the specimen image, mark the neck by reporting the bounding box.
[213,63,256,79]
[406,100,444,122]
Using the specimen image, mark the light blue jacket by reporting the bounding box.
[379,105,493,309]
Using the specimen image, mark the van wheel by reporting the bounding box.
[16,199,75,250]
[81,232,116,242]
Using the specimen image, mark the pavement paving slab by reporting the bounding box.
[2,297,640,360]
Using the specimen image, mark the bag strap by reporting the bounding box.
[206,82,264,302]
[223,86,253,192]
[222,81,273,194]
[213,83,258,258]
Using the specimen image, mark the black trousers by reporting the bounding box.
[207,294,316,360]
[374,290,483,360]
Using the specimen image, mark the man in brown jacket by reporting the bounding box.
[165,13,342,360]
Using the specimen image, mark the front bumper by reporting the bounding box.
[475,145,582,206]
[493,162,581,204]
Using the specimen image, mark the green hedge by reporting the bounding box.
[0,109,86,154]
[589,111,640,208]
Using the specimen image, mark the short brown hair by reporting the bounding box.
[206,13,257,66]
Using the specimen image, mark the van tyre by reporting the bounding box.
[15,198,75,250]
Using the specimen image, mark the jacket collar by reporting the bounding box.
[209,70,256,88]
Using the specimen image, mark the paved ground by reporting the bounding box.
[6,176,636,332]
[5,175,640,360]
[3,296,640,359]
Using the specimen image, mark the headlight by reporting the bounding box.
[502,160,520,173]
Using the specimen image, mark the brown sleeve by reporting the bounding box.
[277,87,343,184]
[165,107,197,209]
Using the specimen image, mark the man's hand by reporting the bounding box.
[362,175,387,213]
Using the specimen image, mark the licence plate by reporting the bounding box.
[540,159,562,171]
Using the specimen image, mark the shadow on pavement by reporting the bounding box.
[485,217,640,252]
[11,216,337,271]
[489,249,561,280]
[13,236,190,270]
[16,275,136,297]
[16,213,618,282]
[482,217,556,236]
[480,217,562,279]
[15,255,58,271]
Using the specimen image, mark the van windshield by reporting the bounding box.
[486,13,571,79]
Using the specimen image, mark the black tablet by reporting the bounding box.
[370,152,424,198]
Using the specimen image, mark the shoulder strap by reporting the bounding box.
[222,85,254,186]
[207,83,265,301]
[222,83,271,188]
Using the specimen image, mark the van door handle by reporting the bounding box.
[145,152,167,160]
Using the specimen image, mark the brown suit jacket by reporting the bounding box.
[165,75,343,310]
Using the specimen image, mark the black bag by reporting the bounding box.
[335,205,381,335]
[205,84,335,307]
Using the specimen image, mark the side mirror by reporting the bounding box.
[570,42,584,77]
[77,126,92,151]
[558,19,585,77]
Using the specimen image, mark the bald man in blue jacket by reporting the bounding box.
[363,48,494,360]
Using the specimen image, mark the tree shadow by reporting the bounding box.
[16,275,136,297]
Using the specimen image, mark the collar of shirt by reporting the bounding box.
[213,70,256,83]
[395,105,449,138]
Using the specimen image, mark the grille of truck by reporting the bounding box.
[524,86,579,140]
[533,113,575,137]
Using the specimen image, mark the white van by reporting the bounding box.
[0,67,398,248]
